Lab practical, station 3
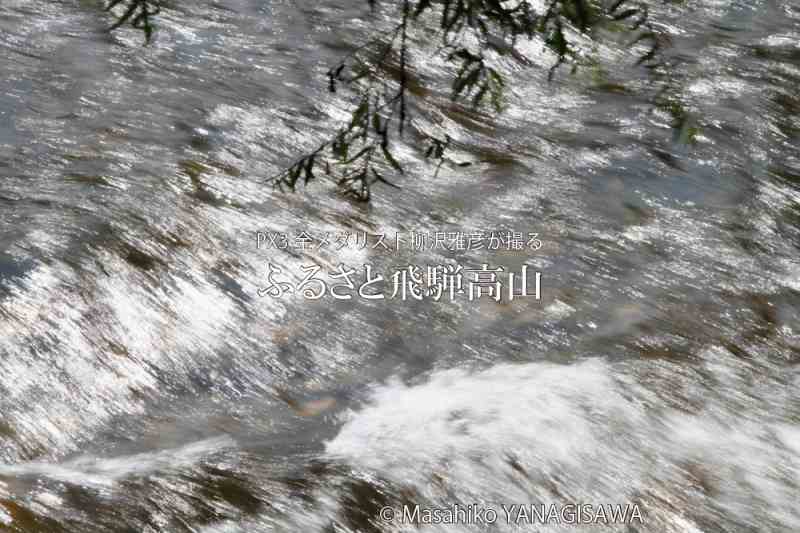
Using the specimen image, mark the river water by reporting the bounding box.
[0,1,799,532]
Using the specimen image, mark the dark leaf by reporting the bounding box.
[304,155,316,184]
[612,9,639,21]
[381,143,404,173]
[343,146,373,165]
[371,168,401,188]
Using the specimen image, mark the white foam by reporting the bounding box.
[325,355,800,531]
[0,436,235,488]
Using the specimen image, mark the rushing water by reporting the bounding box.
[1,0,799,531]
